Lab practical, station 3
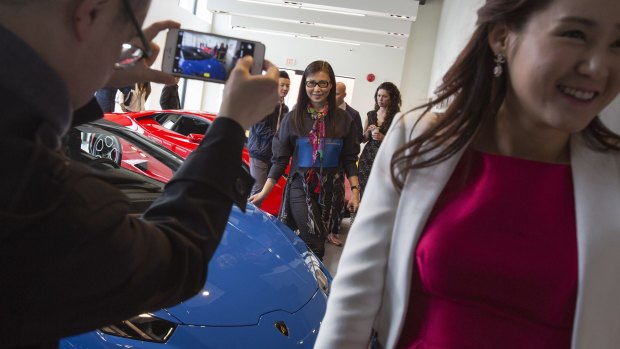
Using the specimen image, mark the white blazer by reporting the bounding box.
[314,112,620,349]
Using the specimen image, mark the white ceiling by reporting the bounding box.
[206,0,426,49]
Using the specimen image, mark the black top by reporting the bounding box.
[0,25,252,349]
[160,84,181,110]
[268,107,359,180]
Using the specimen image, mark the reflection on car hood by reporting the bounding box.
[163,205,318,326]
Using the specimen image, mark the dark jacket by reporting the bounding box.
[344,103,363,146]
[160,84,181,110]
[247,102,288,163]
[0,25,252,349]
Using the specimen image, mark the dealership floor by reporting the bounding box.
[323,217,352,276]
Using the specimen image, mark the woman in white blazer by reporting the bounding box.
[314,0,620,348]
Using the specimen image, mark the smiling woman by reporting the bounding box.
[316,0,620,348]
[250,60,361,260]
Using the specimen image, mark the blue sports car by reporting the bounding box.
[178,46,227,80]
[60,120,331,348]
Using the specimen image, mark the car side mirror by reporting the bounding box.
[187,133,204,143]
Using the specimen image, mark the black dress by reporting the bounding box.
[358,110,393,198]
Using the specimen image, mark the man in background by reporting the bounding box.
[160,76,181,109]
[336,82,363,146]
[248,70,291,195]
[329,82,363,246]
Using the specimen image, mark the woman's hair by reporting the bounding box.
[374,82,402,134]
[292,60,338,135]
[390,0,620,190]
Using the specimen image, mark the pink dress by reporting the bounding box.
[397,150,578,349]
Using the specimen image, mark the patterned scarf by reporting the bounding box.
[307,103,328,193]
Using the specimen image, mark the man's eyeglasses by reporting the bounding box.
[115,0,152,69]
[305,80,330,89]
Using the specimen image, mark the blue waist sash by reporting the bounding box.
[296,137,342,168]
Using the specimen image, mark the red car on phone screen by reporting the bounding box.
[104,110,286,216]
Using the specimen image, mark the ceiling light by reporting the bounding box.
[300,7,365,17]
[238,0,297,8]
[297,35,360,46]
[232,26,297,37]
[237,0,365,17]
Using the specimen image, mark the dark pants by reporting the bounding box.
[95,87,117,112]
[288,177,326,259]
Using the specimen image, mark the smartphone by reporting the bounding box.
[162,28,265,83]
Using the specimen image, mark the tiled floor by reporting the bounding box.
[322,217,352,276]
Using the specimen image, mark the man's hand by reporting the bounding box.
[106,20,180,88]
[219,56,279,130]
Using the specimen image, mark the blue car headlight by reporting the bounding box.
[99,313,177,343]
[307,253,330,296]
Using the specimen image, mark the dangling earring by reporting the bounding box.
[493,53,506,78]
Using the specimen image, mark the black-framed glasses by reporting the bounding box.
[114,0,152,69]
[305,80,330,89]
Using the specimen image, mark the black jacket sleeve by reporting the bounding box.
[336,108,360,178]
[268,111,295,180]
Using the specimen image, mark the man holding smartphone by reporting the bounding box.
[0,1,279,348]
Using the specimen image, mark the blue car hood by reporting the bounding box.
[162,206,319,326]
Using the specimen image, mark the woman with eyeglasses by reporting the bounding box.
[250,60,361,259]
[357,82,402,199]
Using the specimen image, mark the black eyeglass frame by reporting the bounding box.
[117,0,152,67]
[305,80,331,89]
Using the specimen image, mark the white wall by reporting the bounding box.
[428,0,483,98]
[400,0,444,112]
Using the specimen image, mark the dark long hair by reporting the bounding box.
[373,82,402,134]
[390,0,620,190]
[292,60,338,135]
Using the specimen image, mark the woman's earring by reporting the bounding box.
[493,53,506,78]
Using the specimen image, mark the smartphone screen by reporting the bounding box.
[163,29,265,83]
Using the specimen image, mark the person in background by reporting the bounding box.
[95,86,132,112]
[250,61,361,260]
[248,70,291,195]
[0,0,280,347]
[122,81,151,112]
[160,76,181,109]
[336,82,363,145]
[315,0,620,348]
[357,82,401,198]
[327,81,364,246]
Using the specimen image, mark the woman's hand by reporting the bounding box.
[249,191,267,206]
[347,189,360,213]
[371,128,384,141]
[106,20,181,87]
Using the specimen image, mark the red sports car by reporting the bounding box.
[104,110,287,216]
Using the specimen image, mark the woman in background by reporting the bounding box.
[250,61,360,259]
[122,81,151,112]
[315,0,620,347]
[357,82,401,197]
